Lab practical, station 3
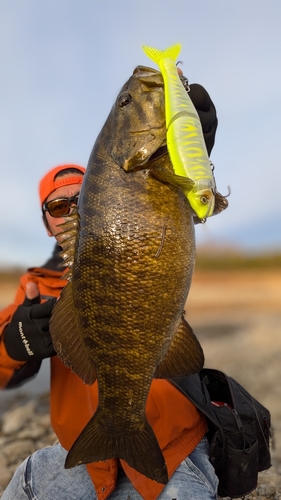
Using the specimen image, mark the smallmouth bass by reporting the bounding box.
[50,66,205,484]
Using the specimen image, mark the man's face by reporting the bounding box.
[44,174,83,241]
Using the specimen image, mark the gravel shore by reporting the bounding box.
[0,393,56,497]
[1,268,281,498]
[0,391,281,499]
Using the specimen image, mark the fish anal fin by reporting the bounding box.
[65,409,168,484]
[50,283,96,385]
[154,317,204,378]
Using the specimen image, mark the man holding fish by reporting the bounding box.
[0,58,221,499]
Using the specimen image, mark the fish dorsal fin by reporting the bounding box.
[57,207,80,281]
[154,316,204,378]
[50,282,97,386]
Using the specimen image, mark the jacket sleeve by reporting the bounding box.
[0,276,30,388]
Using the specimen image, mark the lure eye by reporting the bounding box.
[200,195,209,204]
[118,93,132,107]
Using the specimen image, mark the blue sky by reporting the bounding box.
[1,0,281,267]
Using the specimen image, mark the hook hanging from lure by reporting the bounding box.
[142,43,216,221]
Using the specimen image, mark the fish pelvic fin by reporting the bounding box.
[50,282,97,385]
[142,43,182,67]
[65,409,168,484]
[154,316,204,378]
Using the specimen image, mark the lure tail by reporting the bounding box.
[142,44,181,66]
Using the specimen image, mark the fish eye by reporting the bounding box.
[118,93,132,107]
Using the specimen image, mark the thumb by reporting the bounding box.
[26,281,40,300]
[22,282,40,306]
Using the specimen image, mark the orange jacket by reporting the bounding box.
[0,265,207,500]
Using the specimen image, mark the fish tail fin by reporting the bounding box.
[142,43,181,66]
[65,409,168,484]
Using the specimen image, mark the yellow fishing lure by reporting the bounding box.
[142,43,215,220]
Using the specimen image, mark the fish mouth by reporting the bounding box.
[149,144,168,161]
[127,140,168,173]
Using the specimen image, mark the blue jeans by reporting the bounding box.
[2,437,218,499]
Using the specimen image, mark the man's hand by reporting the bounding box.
[188,82,218,156]
[179,72,218,156]
[4,282,57,361]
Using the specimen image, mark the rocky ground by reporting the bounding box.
[0,394,57,497]
[0,267,281,498]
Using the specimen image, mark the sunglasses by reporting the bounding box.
[42,194,79,218]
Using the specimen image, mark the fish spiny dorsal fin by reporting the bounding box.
[57,207,80,281]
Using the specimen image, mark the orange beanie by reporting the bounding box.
[39,164,86,205]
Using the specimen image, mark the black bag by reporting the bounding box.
[170,368,271,498]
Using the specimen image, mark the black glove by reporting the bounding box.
[4,295,57,361]
[180,76,218,156]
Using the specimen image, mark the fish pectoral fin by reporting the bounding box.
[154,317,204,378]
[50,283,96,385]
[65,409,168,484]
[150,166,195,192]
